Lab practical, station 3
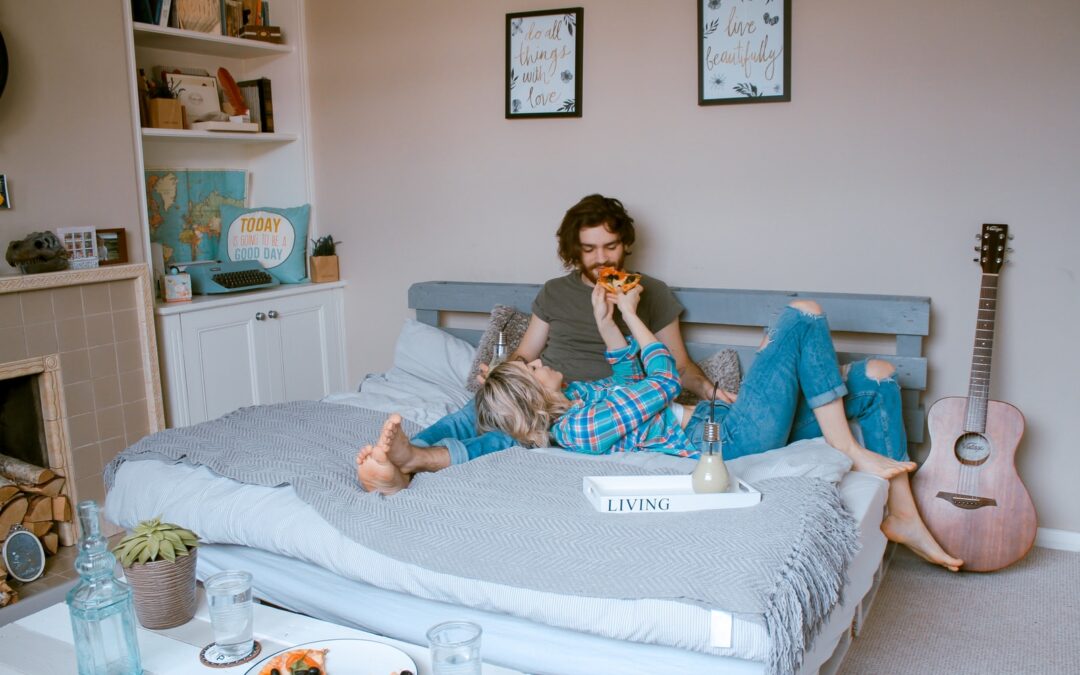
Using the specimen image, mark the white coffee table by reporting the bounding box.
[0,591,520,674]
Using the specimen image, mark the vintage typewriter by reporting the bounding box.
[183,260,280,295]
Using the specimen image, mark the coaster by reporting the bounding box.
[199,640,262,668]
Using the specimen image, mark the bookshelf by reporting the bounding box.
[121,0,346,429]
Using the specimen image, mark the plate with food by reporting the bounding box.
[596,266,642,293]
[244,638,417,675]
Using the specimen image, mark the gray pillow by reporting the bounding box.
[466,304,531,392]
[675,347,742,405]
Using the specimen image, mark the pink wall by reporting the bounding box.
[307,1,1080,533]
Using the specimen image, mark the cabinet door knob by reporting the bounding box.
[255,312,267,321]
[268,310,279,319]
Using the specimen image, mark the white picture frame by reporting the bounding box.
[165,73,221,123]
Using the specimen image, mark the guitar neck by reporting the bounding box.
[966,272,998,432]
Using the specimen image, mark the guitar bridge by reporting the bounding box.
[935,491,998,510]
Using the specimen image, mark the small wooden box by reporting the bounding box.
[241,24,283,43]
[148,99,183,130]
[310,255,339,283]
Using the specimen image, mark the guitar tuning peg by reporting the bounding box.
[973,257,979,263]
[974,246,980,252]
[975,234,983,240]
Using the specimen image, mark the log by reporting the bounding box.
[41,532,59,556]
[0,477,17,503]
[0,579,17,607]
[57,521,75,547]
[18,476,66,498]
[52,496,71,522]
[0,496,29,541]
[24,496,54,523]
[0,455,54,485]
[23,521,52,538]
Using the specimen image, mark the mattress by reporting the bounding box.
[105,455,887,674]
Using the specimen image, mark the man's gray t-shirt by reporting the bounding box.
[532,272,684,382]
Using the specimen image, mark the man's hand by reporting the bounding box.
[590,282,616,329]
[682,363,737,403]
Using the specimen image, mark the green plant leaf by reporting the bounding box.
[159,539,176,562]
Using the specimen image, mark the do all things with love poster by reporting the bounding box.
[506,8,583,118]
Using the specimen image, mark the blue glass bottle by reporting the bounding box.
[65,500,143,675]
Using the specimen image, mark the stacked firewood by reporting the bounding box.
[0,454,75,608]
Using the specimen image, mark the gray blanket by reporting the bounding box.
[106,401,859,675]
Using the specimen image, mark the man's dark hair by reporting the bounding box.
[555,194,636,270]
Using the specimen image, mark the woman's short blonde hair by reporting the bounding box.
[475,361,572,448]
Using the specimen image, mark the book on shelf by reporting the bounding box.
[236,77,274,133]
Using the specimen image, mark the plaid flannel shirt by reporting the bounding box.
[551,339,697,457]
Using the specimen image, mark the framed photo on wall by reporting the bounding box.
[506,8,583,118]
[698,0,791,105]
[96,228,129,265]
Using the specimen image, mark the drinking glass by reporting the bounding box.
[205,570,254,661]
[427,620,482,675]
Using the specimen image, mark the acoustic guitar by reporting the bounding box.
[912,223,1036,572]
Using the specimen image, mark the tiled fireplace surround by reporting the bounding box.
[0,265,164,603]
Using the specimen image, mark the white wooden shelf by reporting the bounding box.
[133,22,292,58]
[141,128,298,143]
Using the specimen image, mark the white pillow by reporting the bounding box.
[392,319,476,394]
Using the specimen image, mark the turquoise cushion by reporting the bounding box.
[218,204,310,283]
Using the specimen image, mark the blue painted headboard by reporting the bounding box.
[408,281,930,445]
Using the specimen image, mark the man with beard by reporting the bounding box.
[358,194,718,494]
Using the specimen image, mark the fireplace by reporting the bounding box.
[0,264,164,612]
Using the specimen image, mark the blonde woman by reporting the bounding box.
[473,283,962,571]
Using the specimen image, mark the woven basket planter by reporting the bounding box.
[124,548,198,629]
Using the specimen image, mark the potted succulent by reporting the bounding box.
[113,517,200,629]
[309,234,341,283]
[146,75,185,130]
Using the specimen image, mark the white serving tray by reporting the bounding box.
[583,474,761,514]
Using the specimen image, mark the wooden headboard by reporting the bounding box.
[409,281,931,446]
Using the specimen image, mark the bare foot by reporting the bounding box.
[883,513,964,572]
[848,446,917,480]
[380,414,421,471]
[356,442,410,495]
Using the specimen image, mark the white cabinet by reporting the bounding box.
[156,283,347,427]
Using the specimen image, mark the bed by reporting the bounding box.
[105,280,931,675]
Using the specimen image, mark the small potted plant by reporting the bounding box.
[310,234,341,283]
[146,76,185,130]
[113,517,200,629]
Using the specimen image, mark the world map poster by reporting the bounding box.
[145,169,248,265]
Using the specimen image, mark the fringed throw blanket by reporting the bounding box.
[106,401,858,675]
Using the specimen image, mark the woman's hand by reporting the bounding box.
[614,285,643,318]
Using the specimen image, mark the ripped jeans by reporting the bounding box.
[684,305,909,461]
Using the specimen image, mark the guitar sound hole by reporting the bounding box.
[954,432,990,466]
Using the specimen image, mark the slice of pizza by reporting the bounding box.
[597,266,642,293]
[258,647,328,675]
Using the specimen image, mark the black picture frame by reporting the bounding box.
[506,8,583,119]
[698,0,791,105]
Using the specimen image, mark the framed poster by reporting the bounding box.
[506,8,583,118]
[698,0,791,105]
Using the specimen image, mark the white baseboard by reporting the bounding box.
[1035,527,1080,552]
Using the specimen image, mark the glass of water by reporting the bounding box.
[205,570,254,661]
[427,620,482,675]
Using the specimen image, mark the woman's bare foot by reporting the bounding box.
[846,445,917,480]
[883,513,964,572]
[356,442,410,495]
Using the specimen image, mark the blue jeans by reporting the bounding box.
[684,305,909,461]
[412,400,517,466]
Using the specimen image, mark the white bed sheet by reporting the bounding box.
[105,455,886,674]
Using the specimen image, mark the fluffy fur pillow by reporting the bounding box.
[676,347,743,405]
[465,305,531,392]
